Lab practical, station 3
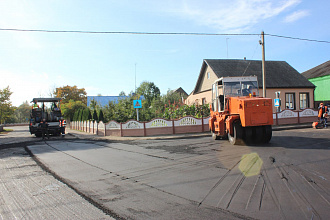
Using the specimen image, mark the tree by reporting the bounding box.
[77,109,83,121]
[54,85,87,104]
[89,98,99,111]
[73,110,78,121]
[98,109,104,122]
[119,91,126,96]
[87,110,92,120]
[14,101,31,123]
[136,81,160,105]
[93,109,98,122]
[0,86,14,124]
[82,108,91,121]
[61,100,86,121]
[162,89,182,105]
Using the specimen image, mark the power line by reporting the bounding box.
[266,33,330,44]
[0,28,329,43]
[0,28,258,36]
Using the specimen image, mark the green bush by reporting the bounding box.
[71,83,210,123]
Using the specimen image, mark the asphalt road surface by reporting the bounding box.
[0,127,114,220]
[1,126,330,219]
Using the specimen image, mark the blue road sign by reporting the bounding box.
[274,98,280,107]
[133,100,142,109]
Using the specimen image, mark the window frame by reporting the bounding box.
[285,93,296,110]
[299,92,309,110]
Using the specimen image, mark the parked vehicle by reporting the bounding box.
[29,98,62,137]
[209,76,273,145]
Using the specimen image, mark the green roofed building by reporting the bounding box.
[302,60,330,107]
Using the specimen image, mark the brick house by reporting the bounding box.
[186,59,315,112]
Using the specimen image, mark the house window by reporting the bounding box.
[285,93,295,110]
[299,93,309,109]
[202,98,206,105]
[207,72,210,79]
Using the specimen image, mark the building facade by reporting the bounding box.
[301,60,330,107]
[186,59,315,112]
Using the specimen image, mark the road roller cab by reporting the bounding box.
[209,76,273,145]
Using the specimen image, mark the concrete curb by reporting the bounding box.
[67,123,313,141]
[272,123,312,131]
[67,130,211,141]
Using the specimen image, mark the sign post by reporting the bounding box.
[274,91,281,112]
[133,100,142,121]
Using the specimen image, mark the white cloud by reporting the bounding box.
[283,10,309,23]
[172,0,302,32]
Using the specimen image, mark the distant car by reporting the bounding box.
[29,98,62,137]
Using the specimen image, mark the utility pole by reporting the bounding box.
[260,31,266,97]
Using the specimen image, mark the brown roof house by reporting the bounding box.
[186,59,315,112]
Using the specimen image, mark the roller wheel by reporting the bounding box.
[228,121,243,145]
[263,125,272,143]
[255,126,264,144]
[35,133,42,137]
[244,127,253,145]
[212,131,220,140]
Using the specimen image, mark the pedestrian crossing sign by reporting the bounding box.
[133,100,142,109]
[274,98,280,107]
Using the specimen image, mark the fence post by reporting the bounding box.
[120,123,123,137]
[172,120,175,134]
[276,112,279,125]
[104,122,107,136]
[143,122,146,137]
[297,111,300,124]
[201,116,204,132]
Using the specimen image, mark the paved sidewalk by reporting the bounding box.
[67,123,313,141]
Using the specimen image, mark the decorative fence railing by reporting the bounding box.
[71,116,209,137]
[273,108,318,125]
[70,109,318,137]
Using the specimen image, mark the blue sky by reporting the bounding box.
[0,0,329,106]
